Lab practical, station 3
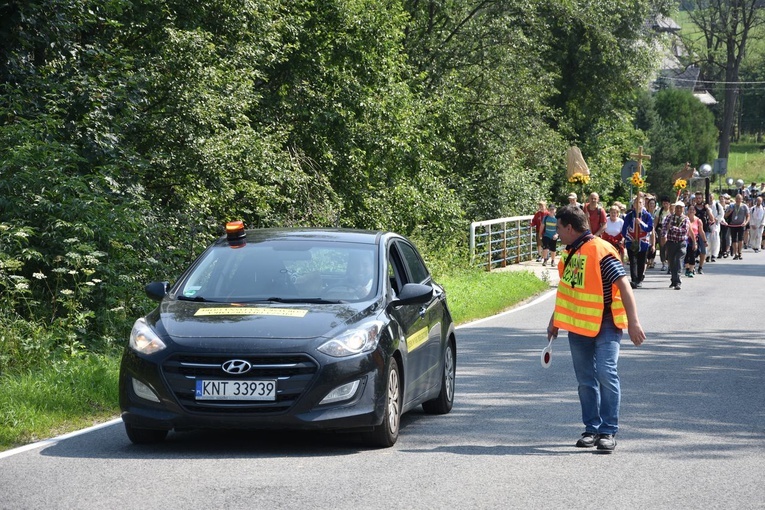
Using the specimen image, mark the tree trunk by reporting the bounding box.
[718,40,741,160]
[718,86,738,159]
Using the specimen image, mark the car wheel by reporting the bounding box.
[364,357,401,448]
[124,422,169,444]
[422,338,455,414]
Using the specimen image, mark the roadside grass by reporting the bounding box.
[0,268,551,452]
[0,354,120,450]
[438,267,550,325]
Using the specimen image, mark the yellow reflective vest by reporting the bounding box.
[553,237,628,336]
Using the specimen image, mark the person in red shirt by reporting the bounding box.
[585,192,608,237]
[530,201,547,262]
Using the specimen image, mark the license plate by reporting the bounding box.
[195,380,277,401]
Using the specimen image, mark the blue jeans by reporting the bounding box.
[665,240,686,287]
[568,314,622,435]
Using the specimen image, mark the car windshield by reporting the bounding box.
[177,239,379,303]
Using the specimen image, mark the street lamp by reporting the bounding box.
[699,164,712,203]
[726,177,734,195]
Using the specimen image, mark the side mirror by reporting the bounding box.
[388,283,433,308]
[145,281,170,302]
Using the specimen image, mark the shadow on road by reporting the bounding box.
[37,257,765,461]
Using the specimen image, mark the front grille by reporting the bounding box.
[162,353,319,414]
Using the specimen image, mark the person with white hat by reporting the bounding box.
[660,201,690,290]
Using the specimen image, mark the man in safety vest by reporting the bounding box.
[546,204,645,453]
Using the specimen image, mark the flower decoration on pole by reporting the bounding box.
[568,172,590,185]
[671,163,694,201]
[673,178,687,200]
[566,146,590,197]
[630,171,645,189]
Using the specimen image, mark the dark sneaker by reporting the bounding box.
[575,432,598,448]
[697,267,704,274]
[596,434,616,453]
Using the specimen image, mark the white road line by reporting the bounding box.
[0,418,122,460]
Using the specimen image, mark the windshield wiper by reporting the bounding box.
[177,295,224,302]
[263,297,345,304]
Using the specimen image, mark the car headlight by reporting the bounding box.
[129,318,167,355]
[317,321,384,357]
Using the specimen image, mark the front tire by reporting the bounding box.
[364,357,401,448]
[422,338,455,414]
[124,422,169,444]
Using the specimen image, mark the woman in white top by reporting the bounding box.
[749,196,765,252]
[708,193,725,261]
[601,205,625,259]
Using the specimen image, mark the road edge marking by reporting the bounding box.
[456,289,556,329]
[0,417,122,460]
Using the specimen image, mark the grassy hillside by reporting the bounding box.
[726,141,765,185]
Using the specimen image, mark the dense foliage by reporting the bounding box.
[636,88,718,194]
[2,0,679,372]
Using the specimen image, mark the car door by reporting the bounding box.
[388,239,444,404]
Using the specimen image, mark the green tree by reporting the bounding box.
[638,88,717,195]
[402,0,567,220]
[538,0,672,200]
[681,0,765,157]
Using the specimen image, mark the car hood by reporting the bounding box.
[151,299,376,340]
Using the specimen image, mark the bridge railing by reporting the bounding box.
[469,215,536,271]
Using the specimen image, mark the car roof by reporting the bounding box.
[214,227,390,246]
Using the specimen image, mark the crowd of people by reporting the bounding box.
[537,186,764,453]
[532,188,765,291]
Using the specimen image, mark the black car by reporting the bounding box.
[119,223,456,447]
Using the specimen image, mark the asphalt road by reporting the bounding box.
[2,251,764,510]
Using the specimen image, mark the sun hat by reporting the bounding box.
[673,201,685,208]
[567,193,577,199]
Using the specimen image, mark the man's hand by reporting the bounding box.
[547,315,558,341]
[615,276,645,347]
[627,321,646,347]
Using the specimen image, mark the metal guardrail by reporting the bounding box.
[470,215,536,270]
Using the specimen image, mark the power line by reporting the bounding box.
[657,76,765,91]
[669,77,765,85]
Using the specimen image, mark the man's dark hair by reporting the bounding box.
[660,196,670,203]
[555,204,589,233]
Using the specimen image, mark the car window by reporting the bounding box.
[396,241,430,284]
[178,241,378,302]
[387,259,400,295]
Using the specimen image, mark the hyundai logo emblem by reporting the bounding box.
[222,359,252,374]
